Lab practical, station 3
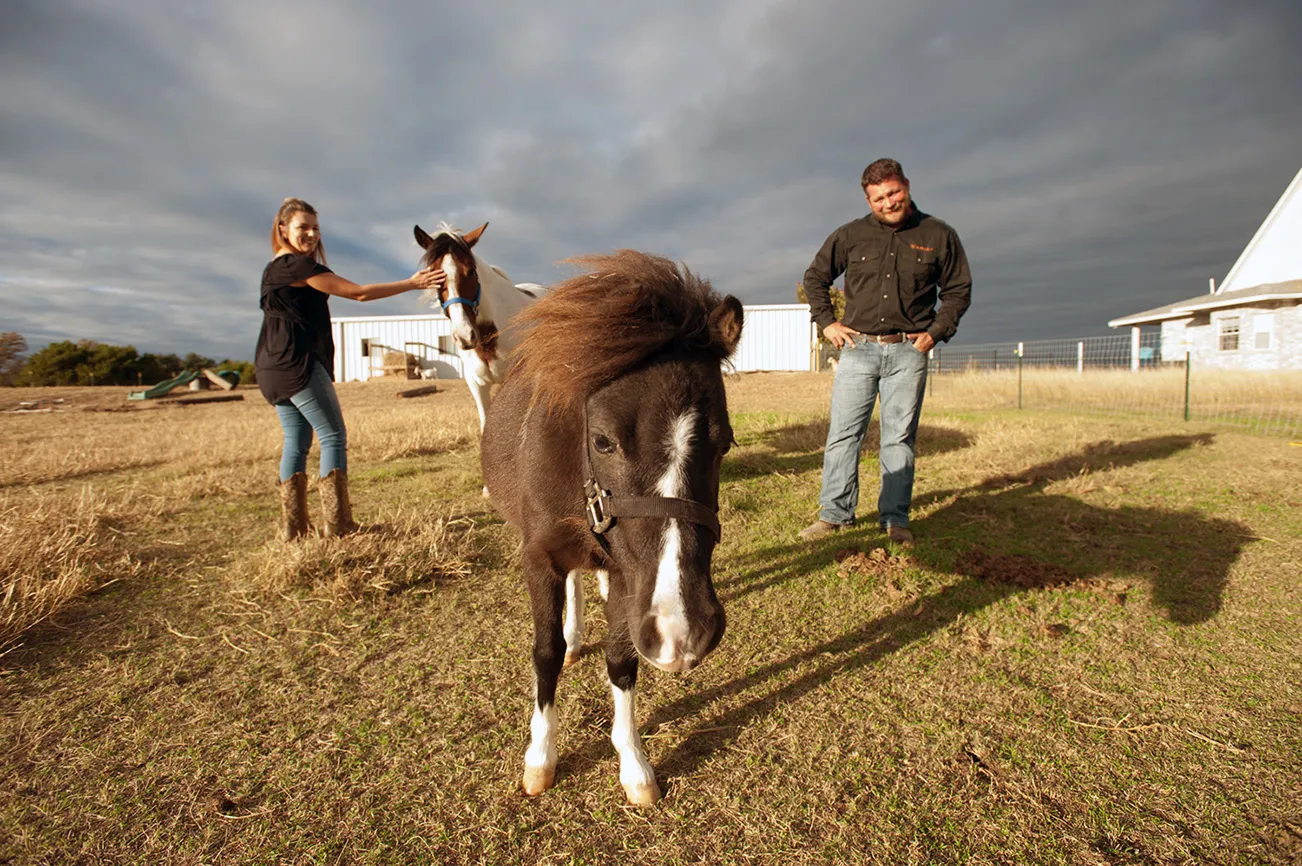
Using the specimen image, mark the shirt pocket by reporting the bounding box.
[902,249,941,291]
[845,247,881,280]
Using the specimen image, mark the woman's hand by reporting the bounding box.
[411,267,446,291]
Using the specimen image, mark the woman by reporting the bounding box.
[255,197,444,540]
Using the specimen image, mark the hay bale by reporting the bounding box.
[381,351,418,377]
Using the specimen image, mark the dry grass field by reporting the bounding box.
[928,367,1302,437]
[2,374,1300,864]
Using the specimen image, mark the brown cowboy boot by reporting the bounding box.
[279,473,311,540]
[319,468,360,537]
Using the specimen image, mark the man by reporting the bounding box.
[799,158,972,544]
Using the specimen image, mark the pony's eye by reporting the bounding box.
[592,434,616,454]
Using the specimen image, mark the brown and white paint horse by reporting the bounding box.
[413,222,543,432]
[481,251,743,805]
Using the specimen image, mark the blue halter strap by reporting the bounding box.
[441,284,481,315]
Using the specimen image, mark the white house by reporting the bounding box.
[330,303,818,382]
[1109,166,1302,370]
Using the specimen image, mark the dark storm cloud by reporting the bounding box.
[1,0,1299,359]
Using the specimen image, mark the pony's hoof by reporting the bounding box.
[622,781,661,806]
[563,651,580,669]
[521,766,555,796]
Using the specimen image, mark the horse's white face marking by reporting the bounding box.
[649,409,698,671]
[441,251,477,349]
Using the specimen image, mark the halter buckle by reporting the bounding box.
[584,478,614,534]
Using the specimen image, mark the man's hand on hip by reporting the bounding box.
[909,332,936,354]
[823,322,862,349]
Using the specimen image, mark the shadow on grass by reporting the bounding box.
[0,460,167,490]
[724,422,974,482]
[555,432,1249,789]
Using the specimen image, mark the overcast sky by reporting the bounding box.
[2,0,1300,360]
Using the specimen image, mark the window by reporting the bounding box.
[1253,313,1274,350]
[1218,316,1240,352]
[361,338,371,357]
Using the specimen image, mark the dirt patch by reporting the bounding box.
[834,545,917,577]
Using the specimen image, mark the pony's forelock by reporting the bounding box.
[512,250,727,411]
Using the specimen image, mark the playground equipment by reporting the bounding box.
[128,368,239,400]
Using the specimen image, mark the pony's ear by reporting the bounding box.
[413,224,435,250]
[462,222,489,247]
[708,295,744,358]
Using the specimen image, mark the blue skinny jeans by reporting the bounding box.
[818,337,928,528]
[275,362,348,482]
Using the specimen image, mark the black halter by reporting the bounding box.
[581,401,722,548]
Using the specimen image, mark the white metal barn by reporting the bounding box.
[330,303,817,382]
[1109,165,1302,371]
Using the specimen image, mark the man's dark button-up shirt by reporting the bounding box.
[802,204,972,342]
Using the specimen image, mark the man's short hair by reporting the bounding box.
[861,158,906,189]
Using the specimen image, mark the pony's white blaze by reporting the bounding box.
[650,409,698,669]
[441,252,476,348]
[610,682,659,803]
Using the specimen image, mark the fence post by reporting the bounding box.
[1077,341,1084,375]
[1017,342,1023,409]
[927,348,934,398]
[1184,351,1191,422]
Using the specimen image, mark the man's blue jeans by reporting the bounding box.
[275,362,348,482]
[818,337,928,528]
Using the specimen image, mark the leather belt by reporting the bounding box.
[859,333,906,344]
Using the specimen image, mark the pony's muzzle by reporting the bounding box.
[638,603,725,673]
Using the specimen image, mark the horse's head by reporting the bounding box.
[414,222,488,350]
[584,316,741,672]
[509,251,745,673]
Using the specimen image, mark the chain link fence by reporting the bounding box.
[925,334,1302,438]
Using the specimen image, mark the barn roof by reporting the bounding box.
[1108,279,1302,327]
[1218,165,1302,294]
[1111,164,1302,328]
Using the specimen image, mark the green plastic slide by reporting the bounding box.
[127,369,202,400]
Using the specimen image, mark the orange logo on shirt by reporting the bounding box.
[908,243,935,252]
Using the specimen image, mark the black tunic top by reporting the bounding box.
[254,253,335,404]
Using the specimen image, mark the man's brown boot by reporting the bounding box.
[798,519,843,542]
[319,468,360,538]
[279,473,311,541]
[885,524,914,545]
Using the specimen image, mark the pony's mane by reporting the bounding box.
[512,250,726,410]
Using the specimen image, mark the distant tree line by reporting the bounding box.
[0,332,256,387]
